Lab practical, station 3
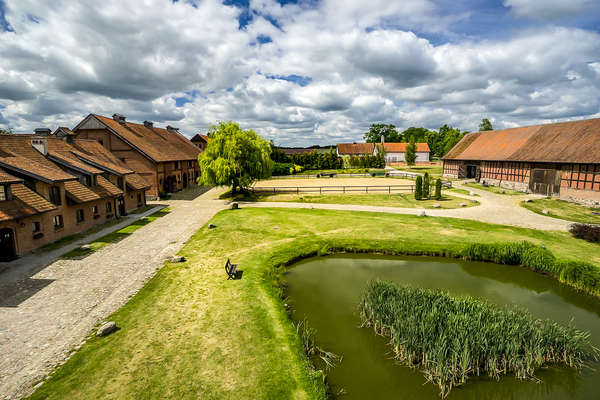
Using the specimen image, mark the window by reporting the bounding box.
[98,139,103,146]
[49,186,61,205]
[93,205,99,215]
[33,221,41,232]
[137,193,142,205]
[106,202,112,212]
[188,161,193,168]
[0,185,6,201]
[76,209,84,223]
[117,177,124,189]
[53,215,64,230]
[174,161,179,169]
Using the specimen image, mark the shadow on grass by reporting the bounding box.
[61,209,171,260]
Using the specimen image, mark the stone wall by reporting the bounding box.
[480,178,529,193]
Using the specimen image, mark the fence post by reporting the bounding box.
[388,186,391,194]
[297,187,299,194]
[273,187,275,194]
[320,187,322,194]
[343,186,345,193]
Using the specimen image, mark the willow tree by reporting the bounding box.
[198,121,273,193]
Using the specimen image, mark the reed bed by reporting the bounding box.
[359,280,596,398]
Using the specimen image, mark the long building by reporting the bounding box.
[442,118,600,205]
[73,114,201,198]
[0,130,150,261]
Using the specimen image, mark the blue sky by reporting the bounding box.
[0,0,599,145]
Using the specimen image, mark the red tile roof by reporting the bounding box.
[86,115,201,162]
[336,143,375,155]
[191,133,209,143]
[91,176,123,198]
[0,183,57,222]
[0,170,22,184]
[125,173,151,190]
[64,180,102,203]
[444,118,600,163]
[380,142,430,153]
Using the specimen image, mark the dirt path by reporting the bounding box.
[242,184,572,231]
[0,187,228,400]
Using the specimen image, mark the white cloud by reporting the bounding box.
[504,0,593,20]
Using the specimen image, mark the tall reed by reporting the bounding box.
[359,280,596,398]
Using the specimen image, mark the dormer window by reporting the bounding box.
[49,186,61,205]
[117,177,124,189]
[0,185,8,201]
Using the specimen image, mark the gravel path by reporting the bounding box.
[0,187,227,400]
[243,183,572,231]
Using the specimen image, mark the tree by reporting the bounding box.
[479,118,493,131]
[434,179,442,200]
[400,127,431,143]
[405,138,417,166]
[0,127,13,135]
[363,123,401,143]
[270,143,290,163]
[198,121,273,193]
[414,176,423,200]
[422,172,430,199]
[441,125,468,157]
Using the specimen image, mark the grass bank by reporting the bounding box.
[520,198,600,224]
[360,280,595,397]
[445,187,478,196]
[393,165,443,176]
[61,208,170,259]
[223,191,478,209]
[465,182,523,195]
[29,208,600,399]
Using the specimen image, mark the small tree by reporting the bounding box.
[479,118,493,131]
[422,172,430,199]
[0,127,13,135]
[434,179,442,200]
[405,138,417,166]
[198,121,273,193]
[414,176,423,200]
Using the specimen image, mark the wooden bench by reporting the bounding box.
[225,258,238,280]
[316,172,336,178]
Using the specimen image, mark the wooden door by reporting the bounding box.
[0,228,16,262]
[529,168,560,195]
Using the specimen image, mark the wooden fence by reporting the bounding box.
[250,184,417,194]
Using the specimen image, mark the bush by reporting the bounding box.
[556,260,600,295]
[521,247,556,273]
[273,162,295,176]
[422,172,430,199]
[569,223,600,242]
[414,176,423,200]
[434,178,442,200]
[462,241,536,265]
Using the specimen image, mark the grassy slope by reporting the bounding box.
[61,208,171,259]
[393,165,443,175]
[29,208,600,400]
[521,198,600,224]
[464,182,523,195]
[226,192,478,209]
[445,188,479,196]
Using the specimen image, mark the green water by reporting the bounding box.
[286,255,600,399]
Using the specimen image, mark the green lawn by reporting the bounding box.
[521,198,600,224]
[61,208,170,259]
[392,165,443,176]
[295,168,371,175]
[230,192,478,209]
[445,187,479,197]
[28,207,600,400]
[464,182,523,195]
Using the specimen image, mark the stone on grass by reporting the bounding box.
[432,203,441,208]
[419,210,427,217]
[80,244,92,250]
[171,256,186,263]
[499,189,506,194]
[542,209,549,215]
[469,191,475,196]
[230,202,239,210]
[97,321,117,337]
[459,202,467,207]
[208,223,216,229]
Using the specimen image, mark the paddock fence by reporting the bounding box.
[250,184,418,194]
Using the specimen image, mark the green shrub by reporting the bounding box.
[414,176,423,200]
[273,162,295,176]
[434,178,442,200]
[422,172,430,199]
[569,223,600,242]
[521,247,556,273]
[556,260,600,295]
[462,241,536,265]
[359,280,595,397]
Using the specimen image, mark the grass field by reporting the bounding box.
[61,208,170,259]
[28,207,600,400]
[521,198,600,224]
[445,187,479,196]
[393,165,443,176]
[464,182,523,195]
[227,192,478,209]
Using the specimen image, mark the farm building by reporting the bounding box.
[336,143,375,157]
[442,118,600,205]
[374,143,431,165]
[190,133,209,151]
[0,131,150,261]
[72,114,201,198]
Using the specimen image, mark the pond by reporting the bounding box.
[286,255,600,400]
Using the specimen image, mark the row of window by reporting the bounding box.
[47,202,114,232]
[481,162,530,183]
[560,164,600,191]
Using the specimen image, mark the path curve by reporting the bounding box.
[242,184,572,231]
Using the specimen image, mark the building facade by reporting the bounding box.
[73,114,201,198]
[0,132,150,261]
[190,133,209,151]
[442,118,600,205]
[374,143,431,165]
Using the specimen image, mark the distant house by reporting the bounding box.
[280,147,318,156]
[336,143,375,157]
[190,133,209,151]
[442,118,600,204]
[73,114,201,198]
[0,130,150,261]
[375,143,431,165]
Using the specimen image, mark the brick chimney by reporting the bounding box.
[31,128,49,155]
[112,114,126,124]
[144,120,153,129]
[166,125,179,133]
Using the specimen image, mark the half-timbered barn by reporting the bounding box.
[442,118,600,205]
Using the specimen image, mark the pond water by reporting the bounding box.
[286,255,600,400]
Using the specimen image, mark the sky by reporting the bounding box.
[0,0,599,146]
